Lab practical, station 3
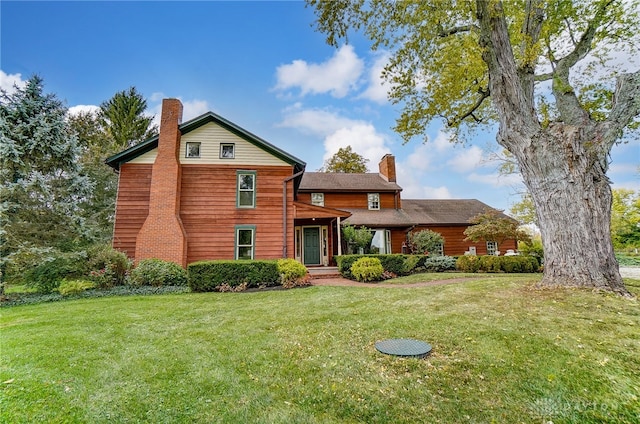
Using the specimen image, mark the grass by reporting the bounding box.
[2,275,639,423]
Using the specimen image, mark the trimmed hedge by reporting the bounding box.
[188,260,280,292]
[335,254,407,279]
[456,255,539,273]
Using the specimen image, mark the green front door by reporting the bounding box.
[303,227,321,265]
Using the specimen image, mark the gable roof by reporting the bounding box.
[402,199,514,225]
[105,111,306,172]
[299,172,402,192]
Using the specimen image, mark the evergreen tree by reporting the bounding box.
[69,110,119,242]
[0,75,92,282]
[99,86,158,149]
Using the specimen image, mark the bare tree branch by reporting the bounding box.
[599,71,640,148]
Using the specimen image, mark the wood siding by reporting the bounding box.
[128,122,290,166]
[180,164,295,263]
[411,225,517,256]
[112,164,152,259]
[298,191,398,210]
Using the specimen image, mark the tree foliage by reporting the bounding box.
[0,75,92,281]
[308,0,640,294]
[342,224,374,254]
[407,229,445,255]
[69,111,119,242]
[99,86,157,149]
[611,189,640,249]
[464,209,531,251]
[320,145,369,173]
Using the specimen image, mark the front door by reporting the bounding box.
[303,227,321,265]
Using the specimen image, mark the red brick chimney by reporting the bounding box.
[135,99,187,267]
[379,154,397,182]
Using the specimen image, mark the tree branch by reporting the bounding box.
[553,0,616,125]
[438,24,478,37]
[599,71,640,148]
[448,87,490,126]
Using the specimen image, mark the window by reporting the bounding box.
[433,242,444,256]
[185,142,201,158]
[235,226,255,260]
[368,193,380,210]
[486,241,498,256]
[370,229,392,254]
[220,143,235,159]
[237,171,256,208]
[311,193,324,207]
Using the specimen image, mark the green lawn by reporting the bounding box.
[2,275,639,423]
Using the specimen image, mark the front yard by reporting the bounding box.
[2,275,639,423]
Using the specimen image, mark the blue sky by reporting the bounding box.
[2,0,638,213]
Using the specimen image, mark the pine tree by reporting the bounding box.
[0,75,92,282]
[99,87,158,149]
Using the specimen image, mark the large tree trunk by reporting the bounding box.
[515,123,629,296]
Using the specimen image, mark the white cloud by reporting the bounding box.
[148,94,211,127]
[359,51,391,104]
[278,105,391,171]
[431,130,455,153]
[68,104,100,116]
[405,143,433,172]
[322,124,389,170]
[274,45,364,98]
[279,104,357,136]
[467,172,523,188]
[0,70,27,95]
[447,146,485,172]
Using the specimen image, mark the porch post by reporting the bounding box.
[337,217,342,256]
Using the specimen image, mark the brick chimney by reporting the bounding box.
[135,99,188,267]
[378,154,397,182]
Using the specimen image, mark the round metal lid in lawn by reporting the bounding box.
[375,339,432,358]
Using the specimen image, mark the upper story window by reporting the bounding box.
[220,143,235,159]
[311,193,324,207]
[368,193,380,210]
[186,142,201,158]
[486,241,498,256]
[237,171,256,208]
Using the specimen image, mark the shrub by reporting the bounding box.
[128,259,188,287]
[351,257,384,282]
[407,230,445,255]
[58,279,96,296]
[456,255,539,273]
[24,252,87,293]
[86,244,131,287]
[456,255,482,273]
[336,254,407,279]
[479,255,502,273]
[188,260,280,292]
[423,256,457,272]
[277,259,309,288]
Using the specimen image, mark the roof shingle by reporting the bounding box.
[402,199,512,225]
[299,172,402,192]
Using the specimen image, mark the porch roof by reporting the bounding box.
[293,201,352,220]
[341,208,414,227]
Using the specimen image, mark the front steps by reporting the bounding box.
[307,266,341,279]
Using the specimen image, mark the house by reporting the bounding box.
[106,99,517,267]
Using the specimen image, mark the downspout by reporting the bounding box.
[337,216,342,256]
[282,170,305,258]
